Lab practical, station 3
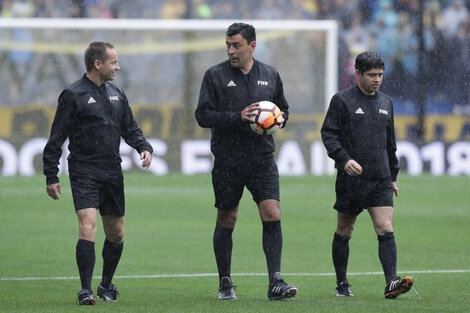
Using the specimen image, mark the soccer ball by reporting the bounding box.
[249,101,284,135]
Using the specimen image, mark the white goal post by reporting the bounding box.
[0,18,338,110]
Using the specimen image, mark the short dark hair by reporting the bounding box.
[226,23,256,44]
[84,42,114,71]
[355,51,385,74]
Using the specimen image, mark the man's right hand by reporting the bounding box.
[46,183,62,200]
[344,159,363,176]
[241,102,260,122]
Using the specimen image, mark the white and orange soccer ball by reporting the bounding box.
[249,101,284,135]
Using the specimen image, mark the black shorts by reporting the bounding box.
[212,159,280,210]
[70,174,125,217]
[333,174,393,216]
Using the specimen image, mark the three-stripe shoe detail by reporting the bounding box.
[270,285,283,294]
[218,276,237,300]
[384,276,413,299]
[267,272,298,300]
[335,281,353,297]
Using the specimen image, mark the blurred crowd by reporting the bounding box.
[0,0,469,114]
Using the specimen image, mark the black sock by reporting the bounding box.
[262,221,283,284]
[378,232,397,283]
[76,239,95,291]
[101,239,124,288]
[332,232,350,285]
[213,223,233,282]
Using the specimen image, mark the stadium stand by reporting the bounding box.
[0,0,469,114]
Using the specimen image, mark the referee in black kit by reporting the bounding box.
[195,22,297,300]
[43,42,153,305]
[321,51,413,299]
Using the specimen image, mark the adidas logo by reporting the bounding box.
[88,97,96,104]
[227,80,236,87]
[355,108,364,114]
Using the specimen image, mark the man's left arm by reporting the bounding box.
[273,72,289,128]
[120,94,153,163]
[387,103,399,191]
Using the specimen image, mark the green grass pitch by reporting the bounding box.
[0,173,469,313]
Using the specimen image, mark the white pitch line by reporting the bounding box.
[1,269,469,282]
